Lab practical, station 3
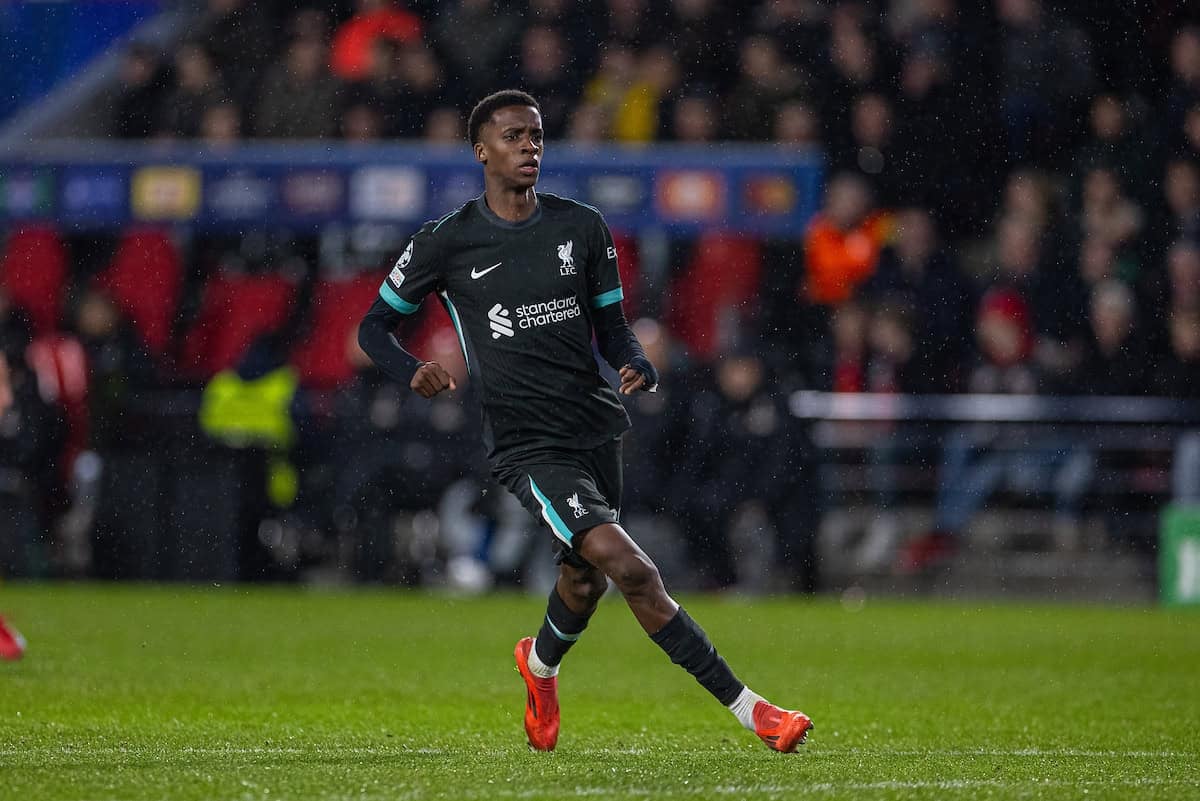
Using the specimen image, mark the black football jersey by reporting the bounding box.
[378,193,631,467]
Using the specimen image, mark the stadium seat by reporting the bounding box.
[664,233,762,360]
[290,273,384,389]
[180,270,296,378]
[94,227,183,357]
[0,225,68,335]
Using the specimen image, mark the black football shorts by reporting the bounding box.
[493,437,623,566]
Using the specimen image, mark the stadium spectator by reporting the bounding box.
[994,0,1095,166]
[672,353,814,591]
[1158,159,1200,248]
[507,25,580,140]
[330,0,423,82]
[772,99,821,148]
[1156,308,1200,398]
[430,0,519,97]
[1072,280,1147,396]
[835,92,902,205]
[1165,26,1200,135]
[110,43,168,139]
[1073,95,1148,190]
[193,0,275,116]
[897,287,1095,571]
[255,36,342,140]
[861,206,974,392]
[665,90,718,143]
[565,101,611,143]
[752,0,827,69]
[664,0,738,93]
[199,102,243,147]
[157,41,228,139]
[722,35,806,142]
[423,106,463,143]
[340,102,386,142]
[819,6,890,145]
[802,172,892,306]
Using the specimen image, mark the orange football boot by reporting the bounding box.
[752,700,813,753]
[514,637,559,751]
[0,615,26,661]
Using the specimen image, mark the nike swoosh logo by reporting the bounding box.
[471,262,501,279]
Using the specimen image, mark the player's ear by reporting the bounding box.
[474,141,487,165]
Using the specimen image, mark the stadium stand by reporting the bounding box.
[2,0,1200,597]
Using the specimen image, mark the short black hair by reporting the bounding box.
[467,90,540,145]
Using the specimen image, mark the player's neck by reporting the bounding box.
[484,186,539,223]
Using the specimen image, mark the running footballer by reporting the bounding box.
[357,90,813,753]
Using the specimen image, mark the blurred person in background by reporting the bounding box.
[673,350,817,593]
[1071,280,1147,397]
[721,35,807,142]
[897,287,1095,571]
[861,206,973,392]
[357,90,813,753]
[507,25,580,140]
[994,0,1094,166]
[430,0,518,98]
[194,0,274,116]
[255,34,342,139]
[157,41,228,139]
[1165,26,1200,136]
[835,91,902,206]
[330,0,423,82]
[110,43,167,139]
[803,172,892,307]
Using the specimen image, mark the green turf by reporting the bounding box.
[1,584,1197,800]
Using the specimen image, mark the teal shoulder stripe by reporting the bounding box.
[529,477,573,545]
[379,282,420,314]
[540,191,602,216]
[431,199,473,233]
[590,287,624,309]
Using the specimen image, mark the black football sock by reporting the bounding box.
[533,586,593,668]
[650,607,745,705]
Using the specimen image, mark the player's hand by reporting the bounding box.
[411,361,457,398]
[618,365,647,395]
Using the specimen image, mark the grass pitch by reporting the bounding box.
[1,584,1197,801]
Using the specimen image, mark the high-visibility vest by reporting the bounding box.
[199,367,298,450]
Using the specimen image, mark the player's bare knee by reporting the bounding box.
[611,552,661,599]
[566,571,608,607]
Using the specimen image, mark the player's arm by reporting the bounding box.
[357,227,456,399]
[357,299,456,398]
[593,302,658,394]
[586,215,658,394]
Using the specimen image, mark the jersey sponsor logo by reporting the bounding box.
[557,240,576,275]
[516,295,582,330]
[607,245,617,260]
[390,240,414,285]
[471,262,502,279]
[488,303,514,338]
[567,493,589,518]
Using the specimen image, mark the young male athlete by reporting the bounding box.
[357,90,812,752]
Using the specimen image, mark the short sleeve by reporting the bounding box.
[585,212,624,311]
[379,222,442,315]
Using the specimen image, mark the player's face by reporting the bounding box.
[476,105,543,189]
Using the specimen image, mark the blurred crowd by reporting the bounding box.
[4,0,1200,589]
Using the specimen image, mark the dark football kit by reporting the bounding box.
[370,193,638,555]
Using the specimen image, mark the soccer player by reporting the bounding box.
[357,90,812,752]
[0,353,28,661]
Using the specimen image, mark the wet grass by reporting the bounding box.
[1,583,1197,800]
